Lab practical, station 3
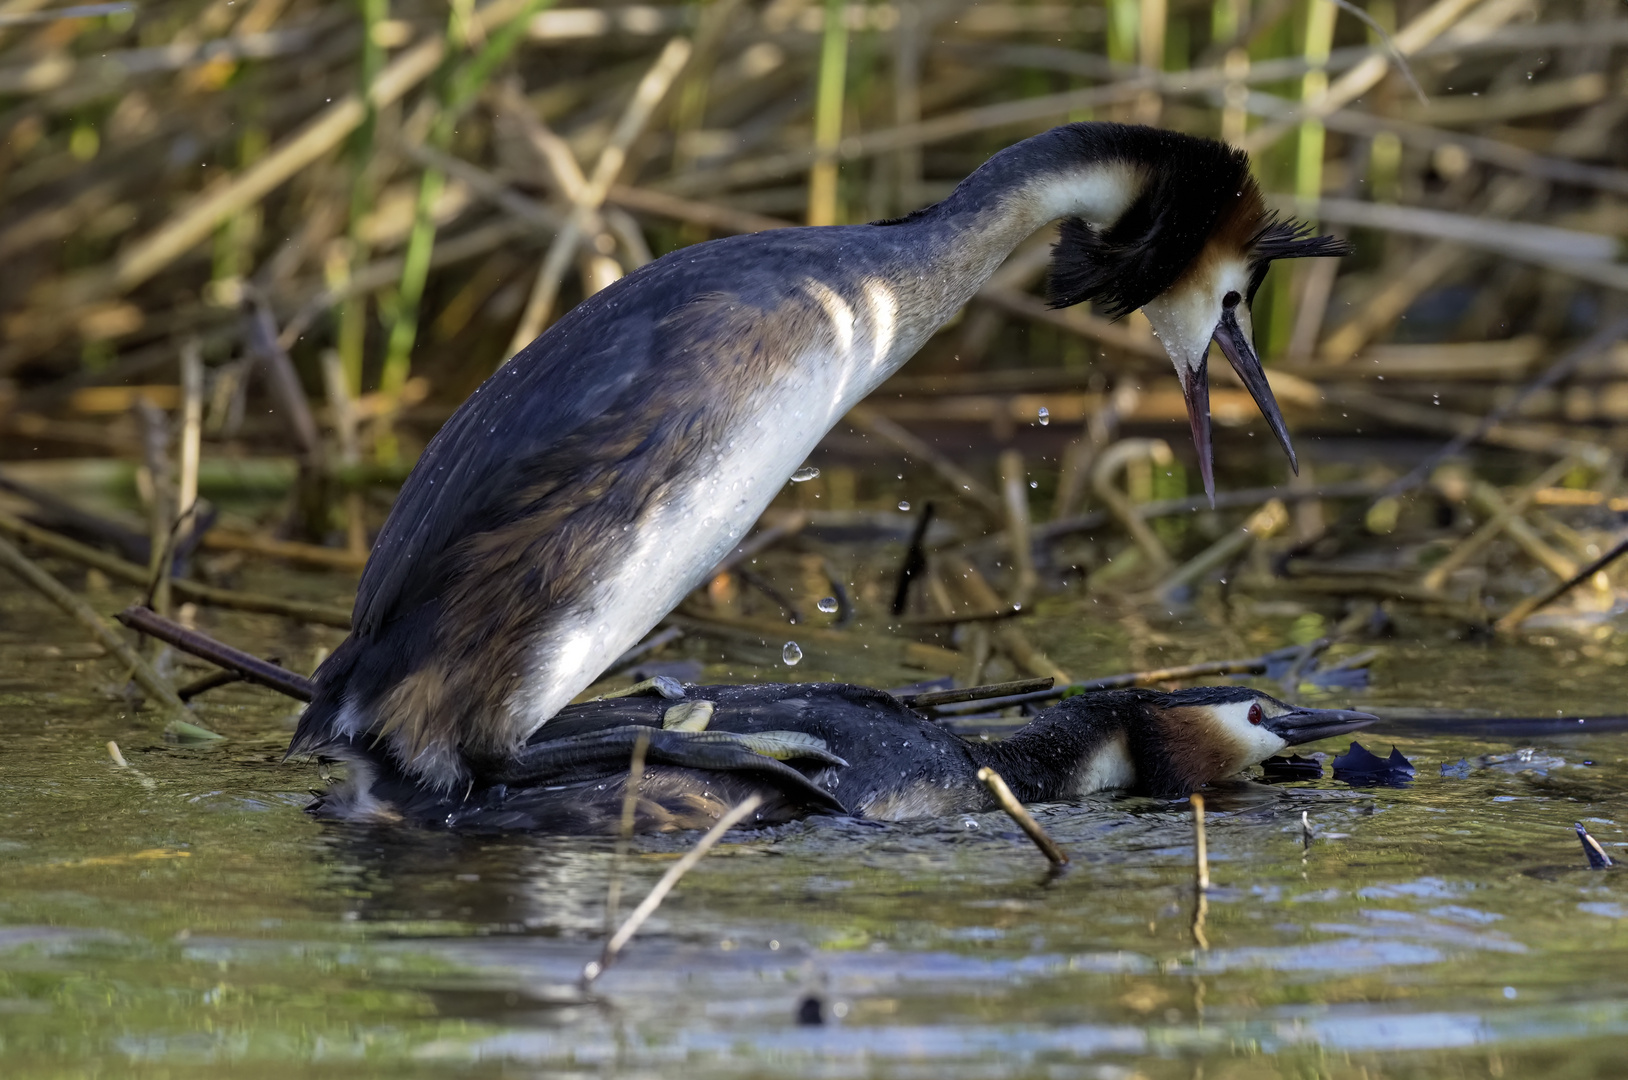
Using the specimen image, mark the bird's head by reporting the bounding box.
[1137,685,1377,791]
[1046,128,1350,502]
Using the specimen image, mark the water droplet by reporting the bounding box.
[897,500,911,512]
[790,466,820,483]
[782,641,803,666]
[817,597,839,614]
[1037,406,1050,426]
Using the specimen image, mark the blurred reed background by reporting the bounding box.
[1,0,1627,693]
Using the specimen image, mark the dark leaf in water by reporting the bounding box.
[1332,742,1415,787]
[796,994,826,1025]
[1260,754,1324,782]
[1577,822,1615,870]
[1440,759,1473,779]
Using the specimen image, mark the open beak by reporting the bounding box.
[1178,361,1215,505]
[1210,308,1298,476]
[1263,706,1378,746]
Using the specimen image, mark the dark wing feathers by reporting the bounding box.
[352,303,658,637]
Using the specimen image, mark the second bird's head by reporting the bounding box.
[1045,125,1351,502]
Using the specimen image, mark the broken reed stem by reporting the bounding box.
[603,729,652,934]
[1191,792,1210,890]
[509,36,691,354]
[176,340,203,555]
[0,509,353,627]
[115,606,315,701]
[977,766,1069,866]
[1190,792,1211,947]
[1422,456,1580,593]
[999,449,1038,608]
[135,397,173,618]
[583,793,762,990]
[107,739,157,789]
[899,676,1053,708]
[0,534,218,741]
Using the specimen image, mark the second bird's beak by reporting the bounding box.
[1262,705,1378,746]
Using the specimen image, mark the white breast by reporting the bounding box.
[505,276,940,737]
[1074,732,1137,794]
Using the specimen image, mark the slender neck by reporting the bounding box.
[968,695,1144,802]
[885,126,1147,312]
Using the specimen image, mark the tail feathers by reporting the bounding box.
[285,634,364,761]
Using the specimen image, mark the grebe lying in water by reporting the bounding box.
[312,682,1375,833]
[287,121,1349,798]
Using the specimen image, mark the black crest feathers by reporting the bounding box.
[1046,124,1254,317]
[1250,216,1354,262]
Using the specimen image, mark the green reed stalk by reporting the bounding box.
[335,0,390,399]
[807,0,849,226]
[374,0,552,459]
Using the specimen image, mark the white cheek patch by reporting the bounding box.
[1143,286,1218,370]
[1141,257,1256,372]
[1212,701,1289,770]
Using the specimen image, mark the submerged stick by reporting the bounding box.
[0,535,218,740]
[583,793,762,989]
[115,606,315,702]
[977,767,1069,866]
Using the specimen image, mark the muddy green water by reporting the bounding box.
[2,571,1626,1080]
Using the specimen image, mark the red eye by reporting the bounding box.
[1248,703,1263,726]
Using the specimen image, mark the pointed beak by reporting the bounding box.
[1178,361,1215,506]
[1263,706,1378,746]
[1212,309,1298,474]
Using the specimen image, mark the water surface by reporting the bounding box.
[2,569,1626,1079]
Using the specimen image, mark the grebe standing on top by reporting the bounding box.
[290,123,1351,794]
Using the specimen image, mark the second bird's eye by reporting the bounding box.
[1222,290,1242,309]
[1247,703,1263,726]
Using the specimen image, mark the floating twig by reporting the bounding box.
[976,766,1069,867]
[582,793,762,990]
